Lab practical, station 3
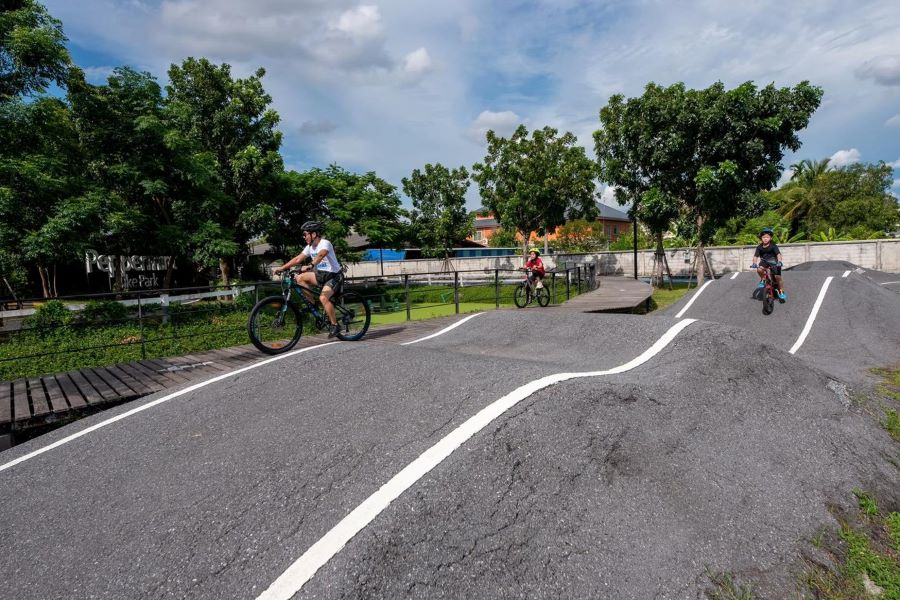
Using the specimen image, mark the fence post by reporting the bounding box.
[138,294,146,360]
[551,272,556,304]
[566,269,571,300]
[454,271,460,314]
[404,274,411,321]
[494,269,500,309]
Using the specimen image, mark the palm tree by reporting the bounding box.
[789,158,830,188]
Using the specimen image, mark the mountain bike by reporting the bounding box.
[752,260,783,315]
[248,269,371,354]
[513,268,550,308]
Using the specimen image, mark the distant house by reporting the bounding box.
[467,202,633,246]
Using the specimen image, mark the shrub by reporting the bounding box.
[78,300,129,324]
[24,300,73,334]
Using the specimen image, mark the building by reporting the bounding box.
[468,202,633,246]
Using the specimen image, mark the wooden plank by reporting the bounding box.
[119,363,166,391]
[107,365,152,396]
[202,349,244,368]
[27,378,51,417]
[0,381,12,425]
[180,353,230,373]
[133,360,188,385]
[142,359,192,383]
[86,367,132,398]
[12,379,30,421]
[68,370,107,405]
[120,363,163,392]
[42,375,69,413]
[77,368,119,402]
[55,374,87,408]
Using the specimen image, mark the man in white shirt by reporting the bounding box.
[274,220,344,338]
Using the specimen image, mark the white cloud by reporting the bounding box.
[829,148,862,168]
[887,158,900,169]
[776,168,795,189]
[886,114,900,128]
[403,48,432,75]
[81,65,116,83]
[333,5,382,39]
[893,179,900,189]
[299,120,337,135]
[467,110,521,143]
[855,55,900,86]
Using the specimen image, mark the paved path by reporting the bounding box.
[1,263,897,599]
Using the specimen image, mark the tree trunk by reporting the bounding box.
[37,265,50,298]
[543,230,549,256]
[164,256,175,291]
[2,276,19,308]
[51,264,58,298]
[521,231,529,258]
[219,257,231,287]
[694,214,706,284]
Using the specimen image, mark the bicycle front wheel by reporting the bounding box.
[762,293,774,315]
[513,283,528,308]
[334,292,371,341]
[248,296,304,354]
[536,286,550,307]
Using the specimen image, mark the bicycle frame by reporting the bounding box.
[278,272,336,326]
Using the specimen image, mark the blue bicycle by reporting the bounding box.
[248,269,371,354]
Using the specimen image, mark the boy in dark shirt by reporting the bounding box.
[751,227,786,301]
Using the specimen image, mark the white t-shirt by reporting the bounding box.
[303,239,341,273]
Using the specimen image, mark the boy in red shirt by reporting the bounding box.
[524,249,545,289]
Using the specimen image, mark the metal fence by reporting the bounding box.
[0,263,597,380]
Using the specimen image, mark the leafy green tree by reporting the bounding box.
[264,165,405,262]
[0,0,71,101]
[595,80,822,281]
[487,226,517,248]
[554,218,607,253]
[472,124,597,256]
[402,163,473,259]
[789,158,830,188]
[165,58,283,284]
[0,95,83,297]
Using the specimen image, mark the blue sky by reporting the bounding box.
[42,0,900,208]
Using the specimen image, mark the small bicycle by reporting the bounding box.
[752,260,783,315]
[513,268,550,308]
[248,269,371,354]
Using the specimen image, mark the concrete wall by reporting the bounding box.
[345,239,900,278]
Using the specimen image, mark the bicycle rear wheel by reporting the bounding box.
[334,292,371,341]
[513,283,528,308]
[248,296,303,354]
[536,286,550,307]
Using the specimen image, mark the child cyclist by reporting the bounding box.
[523,248,546,289]
[751,227,786,301]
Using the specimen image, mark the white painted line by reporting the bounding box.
[401,312,483,345]
[256,319,698,600]
[674,280,713,319]
[789,277,833,355]
[730,272,739,280]
[880,281,900,285]
[842,270,851,278]
[0,343,339,474]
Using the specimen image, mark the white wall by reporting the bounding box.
[345,239,900,278]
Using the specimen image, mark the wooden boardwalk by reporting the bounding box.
[0,315,476,436]
[559,276,653,312]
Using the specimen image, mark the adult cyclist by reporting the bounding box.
[523,248,546,289]
[751,227,786,301]
[274,220,344,337]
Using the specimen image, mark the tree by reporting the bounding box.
[165,58,283,284]
[595,80,823,281]
[788,158,830,188]
[69,66,224,289]
[0,96,84,297]
[402,163,473,260]
[554,218,607,253]
[487,226,517,248]
[0,0,71,101]
[472,124,597,256]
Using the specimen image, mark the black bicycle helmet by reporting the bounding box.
[759,227,774,238]
[301,220,325,234]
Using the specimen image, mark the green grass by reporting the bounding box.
[869,365,900,441]
[802,490,900,599]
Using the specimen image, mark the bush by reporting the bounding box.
[78,300,129,324]
[24,300,72,334]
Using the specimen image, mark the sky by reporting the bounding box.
[42,0,900,209]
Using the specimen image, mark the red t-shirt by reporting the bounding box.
[525,257,545,276]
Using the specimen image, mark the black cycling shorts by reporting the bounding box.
[315,270,342,290]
